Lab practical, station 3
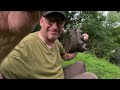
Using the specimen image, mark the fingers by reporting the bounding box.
[82,33,89,41]
[7,11,43,35]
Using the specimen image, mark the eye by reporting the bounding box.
[57,21,65,26]
[47,18,55,23]
[59,21,64,25]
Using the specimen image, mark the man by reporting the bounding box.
[0,11,98,79]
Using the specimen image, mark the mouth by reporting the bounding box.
[50,31,58,35]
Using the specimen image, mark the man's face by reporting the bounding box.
[40,13,66,42]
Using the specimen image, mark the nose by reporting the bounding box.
[51,22,58,29]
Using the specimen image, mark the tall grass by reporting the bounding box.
[63,52,120,79]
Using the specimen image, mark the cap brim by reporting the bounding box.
[43,11,67,21]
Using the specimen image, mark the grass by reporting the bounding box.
[62,52,120,79]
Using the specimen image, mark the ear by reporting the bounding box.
[40,16,44,26]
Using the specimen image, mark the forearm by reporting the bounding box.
[62,52,77,61]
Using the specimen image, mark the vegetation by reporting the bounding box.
[59,11,120,65]
[63,52,120,79]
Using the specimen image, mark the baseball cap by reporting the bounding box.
[43,11,67,21]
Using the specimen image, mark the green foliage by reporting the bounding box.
[110,26,120,45]
[79,11,114,59]
[33,23,40,32]
[59,11,117,60]
[110,47,120,66]
[106,11,120,28]
[63,53,120,79]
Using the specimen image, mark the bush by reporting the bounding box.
[110,47,120,66]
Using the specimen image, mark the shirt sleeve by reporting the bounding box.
[0,40,32,79]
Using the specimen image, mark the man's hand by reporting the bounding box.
[82,33,89,41]
[0,11,43,63]
[61,52,77,61]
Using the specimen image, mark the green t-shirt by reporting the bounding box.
[0,32,65,79]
